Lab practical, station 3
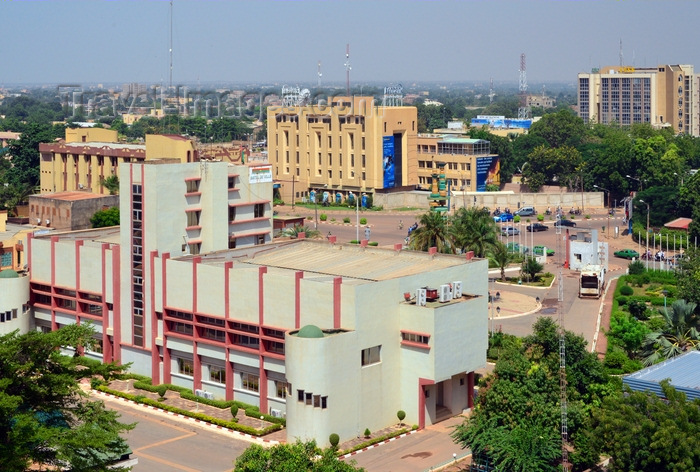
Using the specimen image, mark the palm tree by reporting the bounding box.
[408,211,453,253]
[279,224,320,239]
[641,299,700,366]
[450,207,499,257]
[489,241,513,281]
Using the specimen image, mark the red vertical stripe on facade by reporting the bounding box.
[333,277,342,329]
[294,271,303,329]
[259,361,268,415]
[150,250,159,384]
[111,245,121,362]
[224,262,233,319]
[193,344,202,392]
[101,243,112,363]
[418,378,435,430]
[225,348,234,401]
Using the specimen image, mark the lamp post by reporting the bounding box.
[626,174,644,191]
[593,185,610,238]
[639,199,650,265]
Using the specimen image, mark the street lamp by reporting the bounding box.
[639,199,650,263]
[626,174,644,191]
[593,185,610,238]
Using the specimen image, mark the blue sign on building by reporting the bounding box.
[383,136,395,188]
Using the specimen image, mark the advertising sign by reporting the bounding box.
[476,156,500,191]
[383,136,395,188]
[249,165,273,184]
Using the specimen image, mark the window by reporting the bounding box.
[209,366,226,384]
[202,328,225,342]
[228,176,236,189]
[361,345,381,366]
[242,372,259,392]
[172,322,193,336]
[305,392,312,405]
[254,203,265,218]
[322,396,328,409]
[256,235,265,245]
[232,322,259,334]
[297,389,304,402]
[234,334,259,349]
[402,332,430,345]
[362,154,366,167]
[313,395,321,407]
[186,211,201,227]
[328,153,332,166]
[275,381,289,398]
[185,179,200,193]
[177,358,194,376]
[228,206,236,221]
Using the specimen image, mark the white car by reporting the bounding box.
[501,226,520,236]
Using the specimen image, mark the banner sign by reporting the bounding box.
[383,136,395,188]
[249,165,273,184]
[476,156,500,191]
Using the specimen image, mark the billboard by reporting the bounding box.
[383,136,395,188]
[476,156,500,191]
[249,165,273,184]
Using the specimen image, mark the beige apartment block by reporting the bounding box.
[267,96,418,203]
[39,130,198,194]
[578,64,698,135]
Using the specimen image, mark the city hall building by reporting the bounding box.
[26,160,487,446]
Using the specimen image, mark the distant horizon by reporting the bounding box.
[2,1,699,86]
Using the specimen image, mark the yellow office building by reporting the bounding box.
[39,130,197,194]
[267,96,418,203]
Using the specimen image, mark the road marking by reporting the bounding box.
[134,450,202,472]
[134,431,197,453]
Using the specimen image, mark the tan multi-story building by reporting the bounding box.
[415,135,500,193]
[267,96,418,203]
[578,64,698,135]
[39,129,198,194]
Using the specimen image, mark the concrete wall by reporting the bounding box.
[376,190,605,212]
[0,273,30,335]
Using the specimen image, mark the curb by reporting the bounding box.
[339,429,418,460]
[94,390,279,445]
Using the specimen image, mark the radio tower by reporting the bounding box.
[344,44,351,97]
[556,227,570,472]
[317,61,322,88]
[488,77,496,103]
[518,53,530,119]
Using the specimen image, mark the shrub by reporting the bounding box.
[627,299,647,319]
[343,217,350,224]
[604,350,628,371]
[90,377,104,389]
[647,317,667,331]
[639,273,651,285]
[619,285,633,296]
[329,433,340,448]
[155,385,168,399]
[627,260,645,275]
[537,214,545,222]
[514,215,521,223]
[616,296,628,306]
[320,213,327,221]
[231,405,239,418]
[397,410,406,426]
[369,241,379,246]
[330,217,336,222]
[360,217,367,225]
[364,428,371,438]
[306,216,312,221]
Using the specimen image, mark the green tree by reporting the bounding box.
[90,207,120,228]
[280,225,320,239]
[233,440,365,471]
[6,123,62,187]
[408,211,453,253]
[527,109,587,149]
[523,145,582,192]
[449,207,498,257]
[0,324,133,471]
[641,299,699,366]
[489,241,514,281]
[521,257,543,282]
[0,183,36,217]
[590,381,700,472]
[100,175,120,195]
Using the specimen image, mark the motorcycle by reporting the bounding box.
[493,208,501,216]
[569,208,581,215]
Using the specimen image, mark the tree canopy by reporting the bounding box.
[233,440,365,472]
[0,324,133,471]
[90,207,120,228]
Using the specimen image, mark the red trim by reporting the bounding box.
[467,372,475,409]
[400,329,431,338]
[418,378,435,430]
[185,225,202,231]
[259,360,268,415]
[184,176,201,182]
[333,277,342,329]
[228,216,268,226]
[185,192,202,197]
[150,250,159,384]
[193,344,202,392]
[400,340,430,350]
[224,262,233,319]
[162,253,170,310]
[185,207,202,212]
[187,239,203,245]
[112,245,121,362]
[229,230,270,239]
[227,174,240,178]
[228,188,240,193]
[225,348,234,401]
[228,199,270,207]
[294,271,303,329]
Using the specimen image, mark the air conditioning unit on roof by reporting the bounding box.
[452,281,463,298]
[439,284,451,302]
[270,408,284,418]
[415,288,427,306]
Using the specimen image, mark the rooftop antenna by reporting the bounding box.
[488,77,495,103]
[317,61,322,88]
[517,53,530,119]
[344,44,351,97]
[619,38,624,67]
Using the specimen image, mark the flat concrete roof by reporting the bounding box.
[30,192,114,202]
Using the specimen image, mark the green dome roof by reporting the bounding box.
[297,325,324,339]
[0,269,19,279]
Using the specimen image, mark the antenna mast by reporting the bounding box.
[317,61,322,88]
[169,0,173,90]
[344,44,351,97]
[488,77,495,103]
[518,53,530,119]
[619,38,624,67]
[556,226,570,472]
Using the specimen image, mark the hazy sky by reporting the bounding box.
[3,0,699,86]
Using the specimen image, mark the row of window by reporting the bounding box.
[418,161,471,171]
[0,309,18,322]
[297,389,328,409]
[174,359,289,398]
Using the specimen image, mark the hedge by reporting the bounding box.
[337,426,416,456]
[96,385,283,436]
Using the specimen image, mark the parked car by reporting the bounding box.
[493,213,514,222]
[526,223,548,232]
[554,218,577,227]
[501,226,520,236]
[614,249,640,260]
[515,206,537,217]
[506,242,529,254]
[533,245,555,256]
